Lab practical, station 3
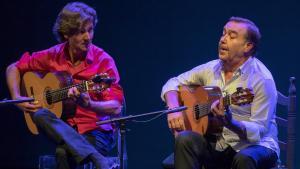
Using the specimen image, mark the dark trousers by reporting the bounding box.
[32,108,113,169]
[175,131,278,169]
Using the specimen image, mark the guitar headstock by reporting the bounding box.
[231,87,254,106]
[92,73,116,84]
[86,73,116,92]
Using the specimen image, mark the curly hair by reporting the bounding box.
[53,2,98,42]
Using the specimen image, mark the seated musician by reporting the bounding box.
[6,2,123,169]
[161,16,279,169]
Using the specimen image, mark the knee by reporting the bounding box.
[232,153,256,169]
[56,147,67,159]
[175,131,205,148]
[32,108,55,124]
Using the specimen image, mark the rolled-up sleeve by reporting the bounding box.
[16,50,52,74]
[161,64,209,101]
[241,78,277,143]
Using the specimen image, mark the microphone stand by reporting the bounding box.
[96,106,187,169]
[0,98,34,105]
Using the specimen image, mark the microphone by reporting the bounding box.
[0,98,35,105]
[164,106,187,114]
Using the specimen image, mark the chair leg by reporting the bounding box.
[162,153,174,169]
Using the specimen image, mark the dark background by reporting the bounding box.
[1,0,299,168]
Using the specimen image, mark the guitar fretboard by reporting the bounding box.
[45,81,87,104]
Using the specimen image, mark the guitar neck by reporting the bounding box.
[45,81,88,104]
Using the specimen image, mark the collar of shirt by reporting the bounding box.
[239,56,254,75]
[62,42,95,65]
[86,45,95,64]
[213,57,254,86]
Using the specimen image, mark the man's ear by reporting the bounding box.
[244,42,254,54]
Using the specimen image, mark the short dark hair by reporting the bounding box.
[53,2,98,42]
[229,16,261,56]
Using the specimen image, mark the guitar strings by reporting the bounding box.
[43,77,108,104]
[45,82,86,104]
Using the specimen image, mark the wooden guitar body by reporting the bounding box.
[179,85,222,135]
[21,71,114,135]
[21,72,73,135]
[178,85,253,135]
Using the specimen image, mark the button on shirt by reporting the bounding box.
[161,57,279,157]
[16,42,124,134]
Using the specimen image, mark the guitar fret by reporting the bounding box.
[223,95,231,107]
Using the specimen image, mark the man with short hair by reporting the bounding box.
[161,17,279,169]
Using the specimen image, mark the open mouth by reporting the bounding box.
[219,46,228,52]
[82,42,90,48]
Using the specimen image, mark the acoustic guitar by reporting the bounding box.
[21,71,114,135]
[179,85,254,135]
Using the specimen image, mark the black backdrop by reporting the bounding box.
[1,0,299,168]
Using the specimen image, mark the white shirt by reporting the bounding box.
[161,57,279,157]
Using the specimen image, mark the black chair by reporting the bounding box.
[272,77,296,169]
